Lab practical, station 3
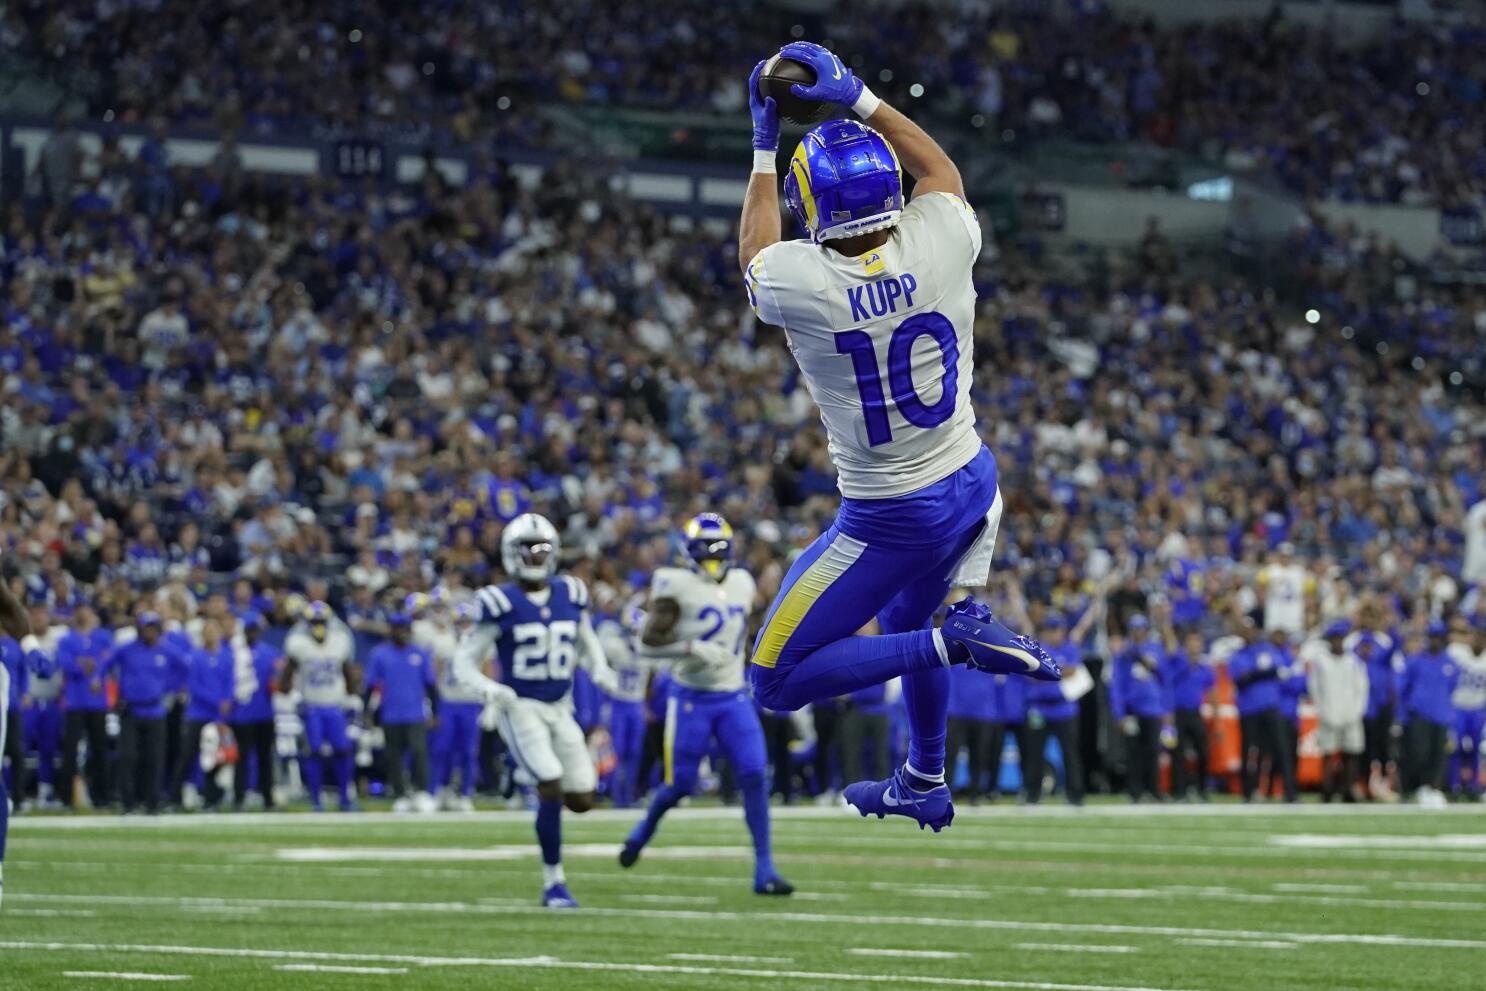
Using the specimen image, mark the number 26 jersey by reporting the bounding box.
[744,191,983,499]
[474,576,590,704]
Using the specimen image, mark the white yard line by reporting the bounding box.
[2,940,1201,991]
[848,948,969,959]
[867,881,1477,914]
[618,894,719,906]
[1271,834,1486,849]
[1176,939,1297,951]
[9,893,1486,951]
[2,908,98,917]
[1271,883,1369,894]
[274,843,752,862]
[273,964,408,975]
[1391,881,1484,893]
[1013,944,1136,954]
[668,953,793,964]
[62,973,190,982]
[20,857,848,891]
[11,802,1486,831]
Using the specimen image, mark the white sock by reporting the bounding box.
[931,629,950,666]
[542,863,565,888]
[904,761,945,788]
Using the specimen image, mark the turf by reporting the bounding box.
[2,800,1481,990]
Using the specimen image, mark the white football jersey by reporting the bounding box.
[650,565,757,693]
[595,615,648,702]
[285,626,354,706]
[1261,563,1310,635]
[414,616,483,704]
[1447,642,1486,712]
[745,191,983,499]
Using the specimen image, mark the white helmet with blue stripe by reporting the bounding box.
[501,512,560,583]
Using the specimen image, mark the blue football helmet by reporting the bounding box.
[784,119,903,244]
[684,513,734,582]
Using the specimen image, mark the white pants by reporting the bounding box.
[1316,719,1364,756]
[496,697,595,794]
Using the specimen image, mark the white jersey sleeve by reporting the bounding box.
[743,192,984,499]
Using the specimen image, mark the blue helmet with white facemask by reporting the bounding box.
[784,119,903,245]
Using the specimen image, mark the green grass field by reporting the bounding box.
[2,801,1483,990]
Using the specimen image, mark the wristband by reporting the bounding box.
[20,634,41,653]
[851,86,881,119]
[752,150,777,174]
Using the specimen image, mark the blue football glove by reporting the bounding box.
[779,41,864,109]
[748,59,780,152]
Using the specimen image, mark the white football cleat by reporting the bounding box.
[391,796,413,814]
[454,796,475,813]
[413,791,439,814]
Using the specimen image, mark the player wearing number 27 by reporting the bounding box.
[618,514,792,895]
[451,512,621,908]
[740,42,1061,833]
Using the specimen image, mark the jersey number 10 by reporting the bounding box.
[835,312,959,447]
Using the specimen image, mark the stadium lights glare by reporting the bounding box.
[1305,309,1320,324]
[349,29,363,43]
[909,83,925,98]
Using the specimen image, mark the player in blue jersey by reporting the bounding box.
[452,513,620,908]
[618,514,792,895]
[739,42,1060,832]
[0,564,34,907]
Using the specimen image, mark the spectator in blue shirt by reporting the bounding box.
[363,614,437,810]
[1,632,32,810]
[171,619,235,809]
[231,612,281,811]
[1228,621,1298,803]
[1024,614,1089,806]
[947,661,1024,803]
[1167,630,1217,801]
[57,605,114,808]
[1400,623,1462,801]
[103,612,189,814]
[1348,607,1401,798]
[1110,614,1173,802]
[1277,633,1309,799]
[841,680,895,791]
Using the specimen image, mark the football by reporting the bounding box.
[757,53,833,126]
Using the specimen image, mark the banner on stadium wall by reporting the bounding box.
[1440,208,1485,246]
[332,139,387,179]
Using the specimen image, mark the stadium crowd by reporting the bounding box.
[7,1,1486,206]
[2,98,1485,814]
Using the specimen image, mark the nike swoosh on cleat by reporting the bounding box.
[881,787,905,807]
[960,638,1042,673]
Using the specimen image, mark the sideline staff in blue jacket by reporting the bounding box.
[102,612,189,814]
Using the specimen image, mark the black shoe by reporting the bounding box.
[619,843,641,869]
[754,876,794,896]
